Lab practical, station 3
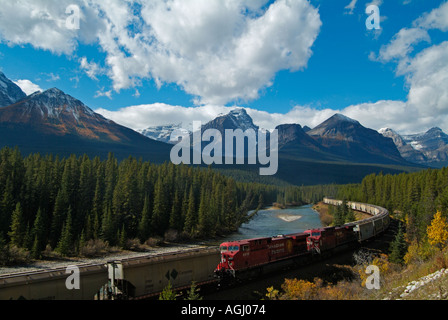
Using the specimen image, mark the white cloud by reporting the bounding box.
[79,57,104,80]
[94,88,113,100]
[0,0,321,106]
[0,0,102,54]
[344,0,358,15]
[414,1,448,31]
[378,28,430,63]
[95,3,448,136]
[95,104,230,131]
[352,1,448,134]
[13,79,43,95]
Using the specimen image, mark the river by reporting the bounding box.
[221,204,323,241]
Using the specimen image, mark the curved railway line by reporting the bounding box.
[0,198,390,300]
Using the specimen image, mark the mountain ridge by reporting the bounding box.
[0,71,27,107]
[0,84,171,162]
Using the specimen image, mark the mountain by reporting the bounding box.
[201,108,259,133]
[0,87,171,162]
[192,110,420,186]
[402,127,448,166]
[275,123,337,161]
[307,114,407,165]
[0,71,27,107]
[379,128,427,164]
[139,123,188,144]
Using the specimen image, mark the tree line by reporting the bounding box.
[336,167,448,262]
[0,147,288,260]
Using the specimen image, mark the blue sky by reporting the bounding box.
[0,0,447,133]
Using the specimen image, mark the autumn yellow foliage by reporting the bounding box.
[266,277,362,300]
[357,254,390,288]
[427,211,448,249]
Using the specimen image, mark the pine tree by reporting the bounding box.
[169,190,182,232]
[50,189,69,249]
[8,202,24,247]
[389,223,407,264]
[198,189,212,237]
[31,208,46,259]
[184,186,197,236]
[151,176,168,236]
[119,224,127,249]
[101,203,116,245]
[0,178,14,237]
[56,208,73,256]
[138,194,151,242]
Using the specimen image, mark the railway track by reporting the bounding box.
[0,198,390,300]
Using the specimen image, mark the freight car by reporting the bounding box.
[0,247,219,300]
[0,263,107,300]
[214,199,390,281]
[102,247,220,300]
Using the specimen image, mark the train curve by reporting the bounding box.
[214,198,390,282]
[0,199,389,300]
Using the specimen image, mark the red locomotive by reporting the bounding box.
[214,225,357,281]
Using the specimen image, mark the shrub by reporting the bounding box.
[79,239,110,258]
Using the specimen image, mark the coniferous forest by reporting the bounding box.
[0,146,322,261]
[336,168,448,260]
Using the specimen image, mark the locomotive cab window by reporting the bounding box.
[312,231,321,237]
[220,246,228,252]
[229,246,239,251]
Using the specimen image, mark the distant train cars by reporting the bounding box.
[214,198,390,281]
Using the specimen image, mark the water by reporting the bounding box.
[221,204,323,241]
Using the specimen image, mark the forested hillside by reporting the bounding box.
[0,147,287,260]
[336,167,448,261]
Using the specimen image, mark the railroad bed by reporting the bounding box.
[0,199,389,300]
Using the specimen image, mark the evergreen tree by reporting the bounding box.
[169,190,182,232]
[138,194,151,242]
[101,203,116,245]
[389,223,407,264]
[56,208,73,256]
[8,202,24,247]
[31,208,46,259]
[184,186,197,236]
[151,176,168,236]
[198,189,212,237]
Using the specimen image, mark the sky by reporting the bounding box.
[0,0,447,134]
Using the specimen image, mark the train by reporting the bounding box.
[0,199,389,300]
[214,198,390,281]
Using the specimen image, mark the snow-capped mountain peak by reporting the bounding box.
[139,123,190,144]
[0,71,27,107]
[24,88,97,121]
